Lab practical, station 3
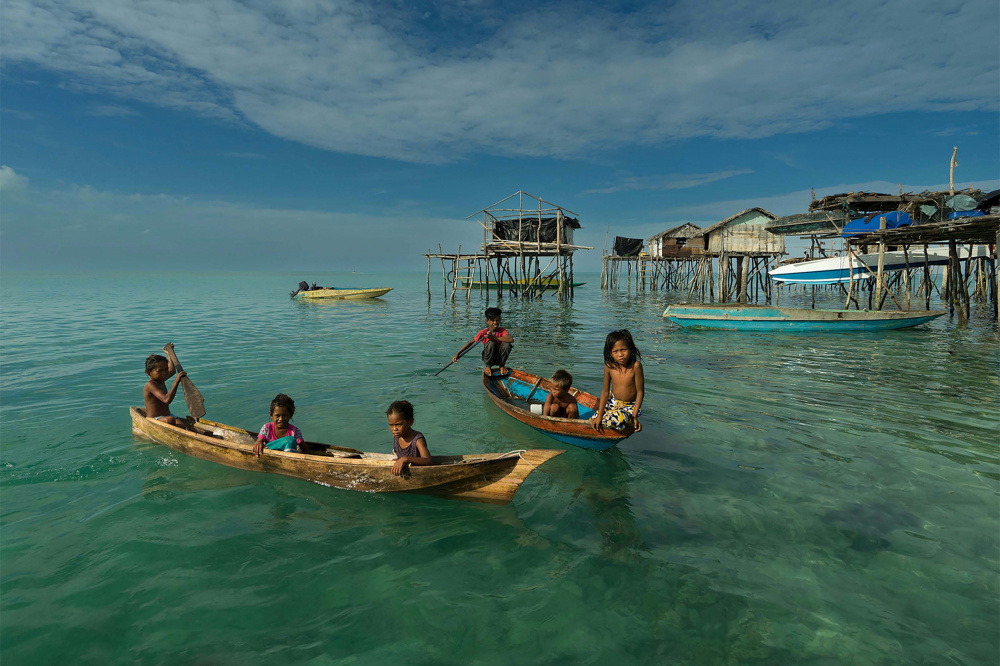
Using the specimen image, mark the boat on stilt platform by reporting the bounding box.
[769,246,989,285]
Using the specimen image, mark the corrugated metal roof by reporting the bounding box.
[648,222,702,241]
[701,207,778,235]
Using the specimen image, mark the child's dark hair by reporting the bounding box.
[603,329,641,368]
[270,393,295,417]
[145,354,168,374]
[386,400,414,421]
[484,307,502,321]
[551,369,573,389]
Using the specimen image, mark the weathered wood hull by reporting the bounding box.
[130,407,561,504]
[295,287,392,300]
[663,304,946,331]
[482,370,633,452]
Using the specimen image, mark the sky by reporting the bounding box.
[1,0,998,273]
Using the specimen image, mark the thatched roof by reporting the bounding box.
[648,223,702,241]
[701,208,778,235]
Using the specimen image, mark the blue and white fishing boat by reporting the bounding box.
[663,304,946,332]
[770,246,988,285]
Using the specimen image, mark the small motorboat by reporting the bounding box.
[482,369,633,452]
[293,287,392,300]
[130,407,561,504]
[663,304,946,331]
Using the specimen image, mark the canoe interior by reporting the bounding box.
[483,369,633,451]
[130,407,562,504]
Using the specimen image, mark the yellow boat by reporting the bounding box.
[294,287,392,300]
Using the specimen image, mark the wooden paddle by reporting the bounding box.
[163,345,206,419]
[434,338,477,376]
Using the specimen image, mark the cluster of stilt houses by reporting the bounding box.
[426,184,999,321]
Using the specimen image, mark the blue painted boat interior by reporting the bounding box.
[499,376,597,419]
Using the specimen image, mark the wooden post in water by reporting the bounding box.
[875,216,887,310]
[737,256,748,303]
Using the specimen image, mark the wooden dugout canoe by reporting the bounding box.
[295,287,392,300]
[130,407,562,504]
[662,304,946,331]
[482,369,634,452]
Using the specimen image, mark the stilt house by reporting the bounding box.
[700,208,783,256]
[647,223,704,258]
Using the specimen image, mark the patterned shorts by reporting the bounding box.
[601,397,640,431]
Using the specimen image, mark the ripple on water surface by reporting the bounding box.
[1,271,997,664]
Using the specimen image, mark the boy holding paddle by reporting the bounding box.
[452,307,514,376]
[143,342,188,428]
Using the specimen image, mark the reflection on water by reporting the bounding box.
[1,271,997,664]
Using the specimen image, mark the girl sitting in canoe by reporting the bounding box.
[253,393,305,456]
[386,400,433,476]
[591,330,645,433]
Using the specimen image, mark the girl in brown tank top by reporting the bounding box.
[386,400,433,476]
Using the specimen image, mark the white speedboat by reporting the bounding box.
[770,246,989,285]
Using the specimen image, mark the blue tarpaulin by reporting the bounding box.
[841,211,914,237]
[948,209,986,219]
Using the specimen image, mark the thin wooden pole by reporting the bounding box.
[949,146,958,195]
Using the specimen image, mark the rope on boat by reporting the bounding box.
[455,450,538,469]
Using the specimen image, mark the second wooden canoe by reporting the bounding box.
[482,369,633,452]
[663,304,946,331]
[130,407,562,504]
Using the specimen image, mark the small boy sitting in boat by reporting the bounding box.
[543,369,579,419]
[452,307,515,376]
[143,343,188,428]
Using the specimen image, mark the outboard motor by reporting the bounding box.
[290,280,311,298]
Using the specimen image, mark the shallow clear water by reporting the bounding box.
[2,271,998,664]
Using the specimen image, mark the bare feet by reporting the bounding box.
[483,366,494,376]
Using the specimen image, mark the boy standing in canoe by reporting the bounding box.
[452,307,514,376]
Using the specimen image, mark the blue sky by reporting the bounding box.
[2,0,998,272]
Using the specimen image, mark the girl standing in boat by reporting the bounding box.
[386,400,433,476]
[592,330,644,433]
[253,394,304,456]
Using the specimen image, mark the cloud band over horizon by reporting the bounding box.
[3,0,997,163]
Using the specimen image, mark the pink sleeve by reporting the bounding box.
[291,425,304,444]
[258,423,270,440]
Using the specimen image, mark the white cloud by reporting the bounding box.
[0,165,30,191]
[2,0,997,163]
[586,170,753,194]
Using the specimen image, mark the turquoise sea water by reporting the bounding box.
[2,271,998,665]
